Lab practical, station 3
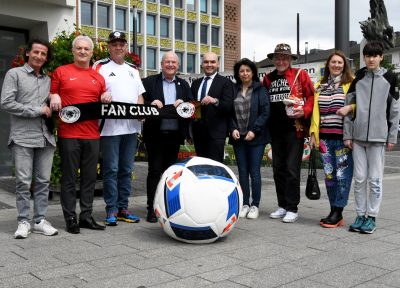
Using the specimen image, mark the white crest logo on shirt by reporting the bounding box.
[59,106,81,123]
[92,80,97,84]
[176,102,195,118]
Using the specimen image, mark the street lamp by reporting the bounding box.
[132,5,138,54]
[305,42,309,63]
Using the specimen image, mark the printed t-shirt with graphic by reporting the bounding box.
[93,59,146,136]
[50,63,106,139]
[267,75,296,134]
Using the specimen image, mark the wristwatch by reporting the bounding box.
[214,98,219,105]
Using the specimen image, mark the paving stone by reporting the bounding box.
[74,264,139,282]
[32,263,96,280]
[290,250,365,274]
[309,238,399,258]
[0,256,66,279]
[87,253,146,268]
[22,275,87,288]
[357,248,400,270]
[76,268,178,288]
[353,281,397,288]
[159,254,242,278]
[150,276,212,288]
[240,255,293,271]
[307,262,390,288]
[231,263,316,288]
[279,279,336,288]
[53,244,138,264]
[371,270,400,287]
[198,264,254,282]
[0,273,41,287]
[130,255,185,270]
[202,280,248,288]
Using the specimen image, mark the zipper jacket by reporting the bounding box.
[343,67,399,144]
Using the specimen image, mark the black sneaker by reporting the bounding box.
[146,210,157,223]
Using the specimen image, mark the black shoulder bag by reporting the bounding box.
[305,149,321,200]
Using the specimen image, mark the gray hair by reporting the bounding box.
[72,35,94,50]
[161,51,179,64]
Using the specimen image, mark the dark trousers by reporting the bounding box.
[145,131,181,210]
[192,121,225,163]
[271,131,303,213]
[233,142,265,207]
[59,138,99,221]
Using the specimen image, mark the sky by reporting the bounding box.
[241,0,400,61]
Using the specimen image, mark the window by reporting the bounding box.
[160,50,168,62]
[200,25,208,44]
[147,48,156,69]
[175,0,183,8]
[147,0,156,2]
[187,0,195,11]
[187,22,195,42]
[147,14,156,36]
[212,27,219,46]
[200,0,207,13]
[160,0,169,5]
[176,51,183,72]
[160,17,169,38]
[115,8,126,31]
[212,0,219,16]
[130,11,141,33]
[187,54,196,73]
[81,1,93,25]
[97,4,110,28]
[175,19,183,40]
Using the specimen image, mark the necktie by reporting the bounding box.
[200,77,210,100]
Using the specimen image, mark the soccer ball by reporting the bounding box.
[154,156,243,244]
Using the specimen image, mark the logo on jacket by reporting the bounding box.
[109,72,116,77]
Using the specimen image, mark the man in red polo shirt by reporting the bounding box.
[50,35,111,234]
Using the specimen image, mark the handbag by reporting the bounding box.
[305,149,321,200]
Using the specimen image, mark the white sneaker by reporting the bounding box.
[246,206,259,219]
[14,221,31,239]
[282,211,299,223]
[33,219,58,236]
[270,208,287,219]
[239,205,250,218]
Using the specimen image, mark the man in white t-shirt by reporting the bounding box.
[93,31,145,226]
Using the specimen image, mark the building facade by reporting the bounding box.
[78,0,237,76]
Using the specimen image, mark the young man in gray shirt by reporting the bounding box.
[1,39,58,239]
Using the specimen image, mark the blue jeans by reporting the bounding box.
[233,141,266,207]
[12,143,55,223]
[101,133,137,213]
[319,139,353,208]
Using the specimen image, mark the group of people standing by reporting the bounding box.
[1,31,398,239]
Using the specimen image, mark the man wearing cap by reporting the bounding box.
[190,52,234,162]
[49,35,111,233]
[262,43,314,223]
[92,31,145,226]
[142,51,193,223]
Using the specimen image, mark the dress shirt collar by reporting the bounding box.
[23,63,46,77]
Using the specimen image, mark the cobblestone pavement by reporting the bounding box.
[1,152,400,287]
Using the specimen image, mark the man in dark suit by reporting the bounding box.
[142,51,193,223]
[190,52,234,162]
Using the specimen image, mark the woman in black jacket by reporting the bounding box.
[230,58,270,219]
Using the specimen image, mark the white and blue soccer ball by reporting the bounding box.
[154,156,243,244]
